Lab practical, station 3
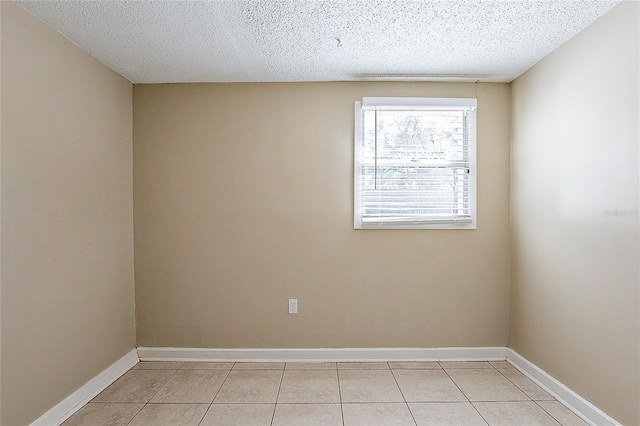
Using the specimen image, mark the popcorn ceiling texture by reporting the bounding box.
[18,0,621,84]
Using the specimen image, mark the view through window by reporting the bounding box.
[354,97,477,229]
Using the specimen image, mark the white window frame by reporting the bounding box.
[354,97,477,230]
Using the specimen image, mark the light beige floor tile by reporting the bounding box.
[498,368,554,400]
[128,403,208,426]
[389,362,442,370]
[214,370,283,403]
[409,402,488,426]
[272,404,343,426]
[342,403,416,426]
[447,369,529,402]
[488,361,512,369]
[200,404,275,426]
[394,369,467,402]
[92,370,174,403]
[61,403,143,426]
[150,369,228,403]
[278,370,340,403]
[473,401,560,425]
[133,361,184,370]
[439,361,492,369]
[339,370,404,402]
[285,362,337,370]
[338,362,390,370]
[537,401,588,426]
[233,362,285,370]
[180,361,234,370]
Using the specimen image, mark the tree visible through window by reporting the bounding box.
[354,97,477,229]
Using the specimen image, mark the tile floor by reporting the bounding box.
[63,360,587,426]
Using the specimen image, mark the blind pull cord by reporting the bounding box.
[374,108,378,190]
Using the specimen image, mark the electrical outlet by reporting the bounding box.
[288,298,298,314]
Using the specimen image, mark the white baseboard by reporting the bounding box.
[506,349,620,426]
[30,349,139,426]
[30,346,619,426]
[136,346,507,362]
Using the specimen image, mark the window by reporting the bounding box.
[354,97,477,229]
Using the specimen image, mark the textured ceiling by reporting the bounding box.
[17,0,621,84]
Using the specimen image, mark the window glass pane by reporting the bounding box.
[355,101,475,228]
[366,110,466,164]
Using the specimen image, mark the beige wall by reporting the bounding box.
[0,2,3,423]
[133,82,511,349]
[1,3,135,425]
[509,2,639,425]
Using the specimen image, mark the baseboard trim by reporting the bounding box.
[30,349,139,426]
[136,346,508,362]
[506,349,620,426]
[29,346,618,426]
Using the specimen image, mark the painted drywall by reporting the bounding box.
[509,2,639,424]
[0,1,2,422]
[133,82,511,349]
[1,3,135,425]
[0,2,3,423]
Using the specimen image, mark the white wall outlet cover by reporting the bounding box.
[288,298,298,314]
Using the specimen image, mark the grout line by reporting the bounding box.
[187,365,235,426]
[209,402,340,405]
[209,366,235,404]
[388,362,418,426]
[269,368,286,426]
[533,400,566,426]
[468,402,491,426]
[123,367,181,426]
[494,367,535,401]
[136,402,216,405]
[194,403,209,426]
[141,367,181,403]
[336,363,345,426]
[123,403,147,426]
[211,402,339,405]
[339,401,418,405]
[440,366,470,401]
[465,399,540,403]
[336,399,545,404]
[441,366,490,426]
[134,361,185,370]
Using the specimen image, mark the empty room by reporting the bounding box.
[1,0,638,425]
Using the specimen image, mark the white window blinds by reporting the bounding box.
[354,97,477,229]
